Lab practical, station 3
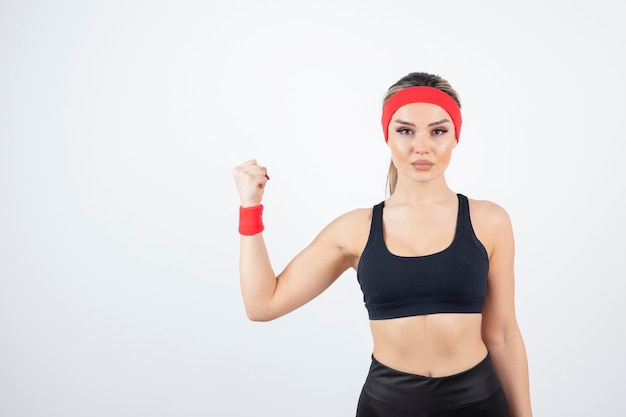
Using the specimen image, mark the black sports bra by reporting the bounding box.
[357,194,489,320]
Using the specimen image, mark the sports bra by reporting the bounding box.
[357,194,489,320]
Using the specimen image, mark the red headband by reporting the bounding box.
[381,86,462,142]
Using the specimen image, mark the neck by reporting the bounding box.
[388,176,455,206]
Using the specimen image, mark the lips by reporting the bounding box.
[411,160,434,170]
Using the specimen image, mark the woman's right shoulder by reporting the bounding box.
[319,206,376,257]
[330,206,374,230]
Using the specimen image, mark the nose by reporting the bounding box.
[414,131,429,153]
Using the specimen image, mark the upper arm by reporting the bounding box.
[266,209,370,320]
[472,201,520,346]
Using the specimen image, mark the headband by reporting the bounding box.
[381,86,462,142]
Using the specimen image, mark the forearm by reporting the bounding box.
[487,334,533,417]
[239,234,278,321]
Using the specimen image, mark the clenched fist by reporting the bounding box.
[232,159,270,207]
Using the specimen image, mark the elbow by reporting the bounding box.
[482,325,523,350]
[246,311,272,322]
[483,335,506,351]
[244,305,276,322]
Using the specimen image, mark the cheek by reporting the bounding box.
[439,146,455,165]
[388,146,407,168]
[388,140,412,156]
[436,139,456,154]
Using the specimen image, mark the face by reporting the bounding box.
[387,102,457,185]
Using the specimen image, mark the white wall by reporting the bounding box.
[1,0,624,415]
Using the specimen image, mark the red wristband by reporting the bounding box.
[239,205,264,235]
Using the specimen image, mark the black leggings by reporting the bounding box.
[356,355,510,417]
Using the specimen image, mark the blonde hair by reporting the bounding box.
[383,72,462,195]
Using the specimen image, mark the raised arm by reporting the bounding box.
[475,201,533,417]
[233,160,358,321]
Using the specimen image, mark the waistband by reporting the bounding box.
[362,354,502,411]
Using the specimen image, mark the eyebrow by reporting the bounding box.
[393,118,451,127]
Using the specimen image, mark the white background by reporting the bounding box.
[1,0,625,416]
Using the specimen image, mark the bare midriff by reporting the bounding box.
[369,313,488,377]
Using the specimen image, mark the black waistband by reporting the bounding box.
[362,354,502,411]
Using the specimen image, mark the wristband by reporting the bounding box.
[239,205,264,235]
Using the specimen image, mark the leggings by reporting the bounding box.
[356,354,510,417]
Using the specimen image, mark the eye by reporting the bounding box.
[396,128,413,135]
[431,128,448,136]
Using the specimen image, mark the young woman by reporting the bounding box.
[233,72,532,417]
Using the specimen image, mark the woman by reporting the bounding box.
[233,72,532,417]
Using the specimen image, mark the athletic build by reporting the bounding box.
[358,194,488,320]
[233,72,532,416]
